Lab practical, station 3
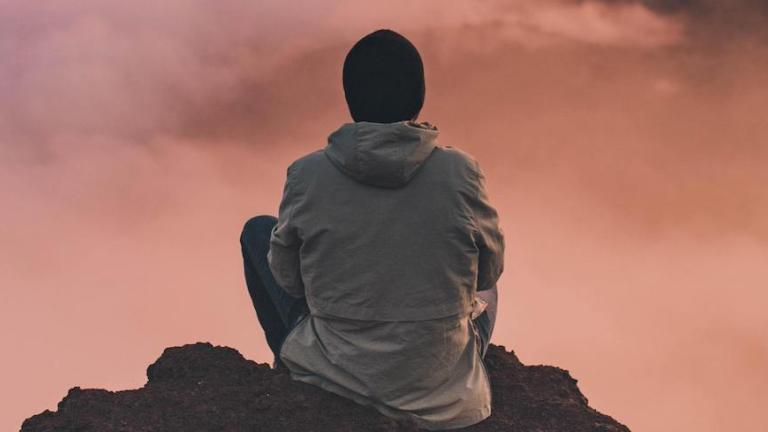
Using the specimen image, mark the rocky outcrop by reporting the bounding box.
[21,342,630,431]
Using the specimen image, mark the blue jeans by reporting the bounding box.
[240,215,498,365]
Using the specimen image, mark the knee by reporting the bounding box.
[240,215,278,245]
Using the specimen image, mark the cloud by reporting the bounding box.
[0,0,763,242]
[0,0,764,245]
[0,1,319,153]
[0,0,686,157]
[586,0,768,41]
[0,2,766,432]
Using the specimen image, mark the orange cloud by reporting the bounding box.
[1,2,766,432]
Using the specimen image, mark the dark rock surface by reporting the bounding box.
[21,342,631,431]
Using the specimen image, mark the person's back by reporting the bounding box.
[240,29,504,430]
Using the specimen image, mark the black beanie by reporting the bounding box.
[342,29,425,123]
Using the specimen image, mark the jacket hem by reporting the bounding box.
[285,370,491,431]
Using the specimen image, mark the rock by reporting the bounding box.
[21,342,631,431]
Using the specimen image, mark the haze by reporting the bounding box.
[1,1,766,431]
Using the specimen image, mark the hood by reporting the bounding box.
[324,120,439,188]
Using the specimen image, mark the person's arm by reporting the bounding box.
[468,159,505,292]
[267,162,306,298]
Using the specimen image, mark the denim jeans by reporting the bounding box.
[240,214,497,365]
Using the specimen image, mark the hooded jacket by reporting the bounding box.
[268,120,505,430]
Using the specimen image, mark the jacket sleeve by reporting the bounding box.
[468,159,505,292]
[267,162,306,298]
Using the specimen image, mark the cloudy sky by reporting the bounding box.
[1,1,766,431]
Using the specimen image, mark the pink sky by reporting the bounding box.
[1,1,767,431]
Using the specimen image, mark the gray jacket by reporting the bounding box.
[268,120,505,429]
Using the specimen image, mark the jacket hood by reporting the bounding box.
[324,120,439,188]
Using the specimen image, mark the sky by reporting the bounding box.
[1,0,767,431]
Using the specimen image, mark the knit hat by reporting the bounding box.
[342,29,425,123]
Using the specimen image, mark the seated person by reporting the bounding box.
[239,28,504,431]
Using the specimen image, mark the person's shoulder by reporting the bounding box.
[434,145,481,177]
[286,149,325,174]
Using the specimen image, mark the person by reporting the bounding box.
[239,28,504,430]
